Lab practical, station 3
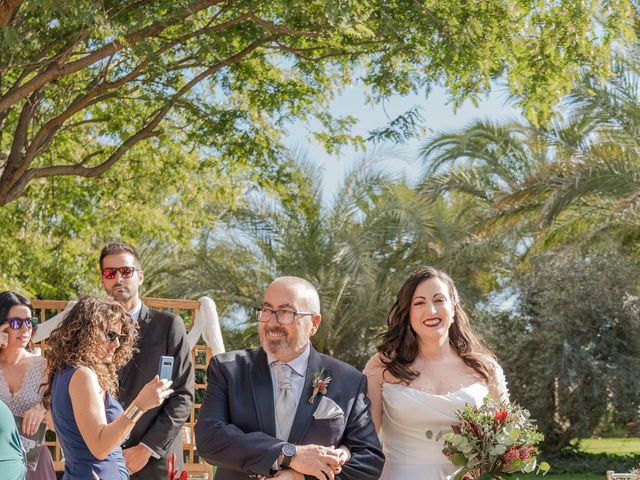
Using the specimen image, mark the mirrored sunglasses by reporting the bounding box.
[6,317,38,329]
[101,266,138,279]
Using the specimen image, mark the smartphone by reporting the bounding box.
[158,356,174,381]
[0,331,8,347]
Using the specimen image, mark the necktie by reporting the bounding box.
[274,362,296,440]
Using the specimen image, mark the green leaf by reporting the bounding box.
[450,453,468,467]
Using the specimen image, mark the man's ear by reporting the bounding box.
[309,313,322,336]
[138,269,144,286]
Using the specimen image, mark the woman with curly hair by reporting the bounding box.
[0,291,56,479]
[42,296,172,480]
[364,266,509,480]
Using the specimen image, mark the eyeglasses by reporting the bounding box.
[6,317,37,330]
[102,266,139,279]
[105,330,128,344]
[255,307,314,325]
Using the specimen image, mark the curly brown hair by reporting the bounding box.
[379,266,496,385]
[42,296,138,409]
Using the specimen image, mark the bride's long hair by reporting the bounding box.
[379,266,495,385]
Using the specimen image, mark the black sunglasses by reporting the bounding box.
[102,266,139,279]
[6,317,38,330]
[105,330,128,344]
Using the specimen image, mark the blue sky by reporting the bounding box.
[287,84,522,202]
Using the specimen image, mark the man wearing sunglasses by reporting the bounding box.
[99,242,194,480]
[195,276,384,480]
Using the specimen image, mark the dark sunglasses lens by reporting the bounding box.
[120,267,135,278]
[102,268,117,279]
[106,331,127,343]
[8,318,33,329]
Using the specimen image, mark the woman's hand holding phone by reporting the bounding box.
[133,376,173,411]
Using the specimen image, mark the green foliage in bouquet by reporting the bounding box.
[429,398,550,480]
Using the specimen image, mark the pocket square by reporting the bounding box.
[313,395,344,420]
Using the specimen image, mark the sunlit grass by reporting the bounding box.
[576,437,640,456]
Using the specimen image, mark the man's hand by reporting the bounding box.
[289,444,343,480]
[336,445,350,465]
[274,469,305,480]
[123,444,152,474]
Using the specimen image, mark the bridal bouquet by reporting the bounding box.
[430,398,550,480]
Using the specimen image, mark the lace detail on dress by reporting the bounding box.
[364,353,401,389]
[0,355,46,416]
[366,352,510,399]
[488,360,510,403]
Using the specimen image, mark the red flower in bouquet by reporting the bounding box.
[495,408,508,424]
[432,398,550,480]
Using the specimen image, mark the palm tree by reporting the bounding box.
[163,150,469,368]
[419,45,640,256]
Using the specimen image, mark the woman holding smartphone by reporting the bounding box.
[0,291,56,480]
[42,296,172,480]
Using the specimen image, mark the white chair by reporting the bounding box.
[607,471,640,480]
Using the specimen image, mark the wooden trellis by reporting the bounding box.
[31,297,213,477]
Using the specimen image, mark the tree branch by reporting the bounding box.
[0,0,22,27]
[0,90,40,201]
[0,0,225,114]
[0,36,272,206]
[21,9,255,163]
[249,14,323,37]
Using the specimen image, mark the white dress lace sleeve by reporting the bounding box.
[488,360,510,403]
[363,353,387,390]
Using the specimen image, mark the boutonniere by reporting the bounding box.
[309,367,331,403]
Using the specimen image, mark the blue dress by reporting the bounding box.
[51,367,129,480]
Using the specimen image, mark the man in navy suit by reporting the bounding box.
[195,276,384,480]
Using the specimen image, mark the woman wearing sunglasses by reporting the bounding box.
[42,296,173,480]
[0,291,56,480]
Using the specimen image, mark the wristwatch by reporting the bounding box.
[280,442,296,468]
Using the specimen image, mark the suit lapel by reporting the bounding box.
[250,349,276,437]
[119,303,151,389]
[288,346,323,444]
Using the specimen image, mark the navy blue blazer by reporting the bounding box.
[194,346,384,479]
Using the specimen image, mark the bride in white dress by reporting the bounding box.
[364,266,509,480]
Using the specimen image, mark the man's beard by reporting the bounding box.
[261,326,291,352]
[109,284,133,304]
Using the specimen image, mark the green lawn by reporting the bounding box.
[577,438,640,456]
[518,438,640,479]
